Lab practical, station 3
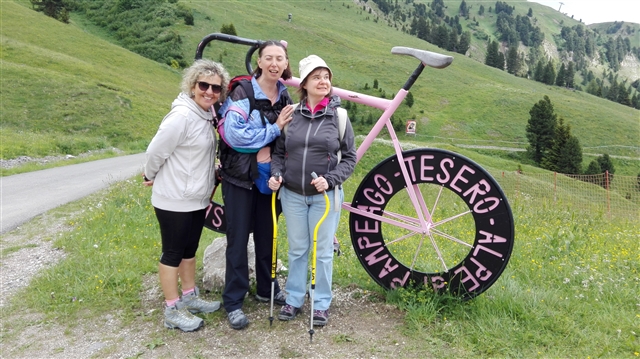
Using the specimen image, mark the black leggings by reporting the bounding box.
[154,207,206,267]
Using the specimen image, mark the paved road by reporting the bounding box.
[0,153,146,234]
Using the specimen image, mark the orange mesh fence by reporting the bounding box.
[490,171,640,219]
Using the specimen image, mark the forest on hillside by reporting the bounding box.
[31,0,640,110]
[366,0,640,109]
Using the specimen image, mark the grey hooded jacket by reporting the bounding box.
[271,95,356,196]
[144,92,216,211]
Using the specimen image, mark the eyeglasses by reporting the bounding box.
[197,81,223,94]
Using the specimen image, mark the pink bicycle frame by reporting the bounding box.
[282,77,431,235]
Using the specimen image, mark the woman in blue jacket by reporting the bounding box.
[269,55,356,326]
[217,40,295,330]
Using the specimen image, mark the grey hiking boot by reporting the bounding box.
[164,304,203,332]
[255,291,287,306]
[227,308,249,330]
[180,287,220,314]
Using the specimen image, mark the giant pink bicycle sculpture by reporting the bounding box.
[196,34,514,300]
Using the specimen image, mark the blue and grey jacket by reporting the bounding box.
[218,77,291,189]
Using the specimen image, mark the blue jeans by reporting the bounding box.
[280,186,343,311]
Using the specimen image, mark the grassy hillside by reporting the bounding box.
[2,1,638,175]
[0,1,182,159]
[180,1,638,165]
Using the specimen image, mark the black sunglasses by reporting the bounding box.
[197,81,223,94]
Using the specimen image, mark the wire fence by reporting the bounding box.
[491,170,640,219]
[406,134,640,157]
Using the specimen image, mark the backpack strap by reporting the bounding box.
[333,107,348,211]
[236,80,259,123]
[335,107,347,163]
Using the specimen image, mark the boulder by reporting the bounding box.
[201,234,285,292]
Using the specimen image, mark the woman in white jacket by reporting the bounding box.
[144,59,229,332]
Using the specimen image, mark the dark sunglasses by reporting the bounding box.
[197,81,223,94]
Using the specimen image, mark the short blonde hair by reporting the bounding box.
[181,59,230,101]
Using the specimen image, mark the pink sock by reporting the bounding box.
[182,287,195,296]
[165,297,179,307]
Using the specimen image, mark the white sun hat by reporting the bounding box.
[298,55,333,83]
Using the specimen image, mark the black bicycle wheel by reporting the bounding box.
[349,148,514,300]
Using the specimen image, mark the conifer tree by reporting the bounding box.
[556,63,566,87]
[405,92,414,107]
[497,52,505,70]
[584,159,601,175]
[533,60,545,82]
[583,159,603,186]
[542,118,582,174]
[485,40,503,69]
[526,96,557,165]
[597,154,615,176]
[30,0,69,23]
[458,31,471,54]
[506,46,520,74]
[543,60,556,85]
[459,0,469,17]
[564,62,575,88]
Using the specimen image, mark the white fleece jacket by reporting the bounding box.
[144,92,216,212]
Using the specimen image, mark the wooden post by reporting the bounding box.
[605,170,611,218]
[554,172,557,202]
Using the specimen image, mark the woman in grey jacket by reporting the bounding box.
[269,55,356,326]
[143,59,229,332]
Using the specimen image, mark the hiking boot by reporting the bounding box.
[181,287,220,314]
[278,304,301,321]
[227,309,249,330]
[255,291,287,306]
[164,305,204,332]
[312,309,329,326]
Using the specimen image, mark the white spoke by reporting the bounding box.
[385,231,419,246]
[432,210,472,227]
[409,234,426,272]
[427,231,448,272]
[430,228,474,248]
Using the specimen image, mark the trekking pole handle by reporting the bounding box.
[311,172,326,194]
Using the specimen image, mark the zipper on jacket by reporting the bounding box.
[300,116,313,196]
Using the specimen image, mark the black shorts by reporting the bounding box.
[154,207,206,267]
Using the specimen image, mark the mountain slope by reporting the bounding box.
[2,1,638,170]
[0,1,181,158]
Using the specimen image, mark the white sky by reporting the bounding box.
[526,0,640,25]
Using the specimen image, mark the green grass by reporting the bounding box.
[4,141,638,357]
[1,1,181,159]
[2,1,638,356]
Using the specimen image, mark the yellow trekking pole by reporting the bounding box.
[269,172,281,327]
[309,172,330,343]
